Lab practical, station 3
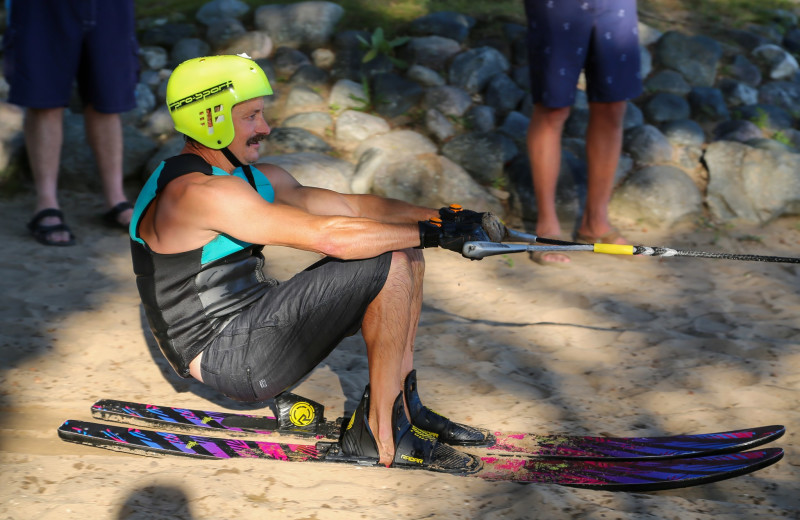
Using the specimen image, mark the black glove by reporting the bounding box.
[418,217,491,258]
[438,204,508,242]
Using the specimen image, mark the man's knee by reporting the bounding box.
[390,248,425,282]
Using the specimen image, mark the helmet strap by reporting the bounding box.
[221,146,245,170]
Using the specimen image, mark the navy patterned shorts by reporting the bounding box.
[525,0,642,107]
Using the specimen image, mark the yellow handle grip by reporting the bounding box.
[594,243,635,255]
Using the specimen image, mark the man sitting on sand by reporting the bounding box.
[129,54,504,470]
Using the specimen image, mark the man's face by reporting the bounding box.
[230,97,270,165]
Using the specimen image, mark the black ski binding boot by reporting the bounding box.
[404,370,494,446]
[339,385,480,473]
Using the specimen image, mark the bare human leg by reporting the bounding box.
[576,101,627,244]
[84,104,131,226]
[526,104,571,263]
[360,248,425,466]
[25,107,73,244]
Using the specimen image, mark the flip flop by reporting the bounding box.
[27,208,76,246]
[102,201,134,230]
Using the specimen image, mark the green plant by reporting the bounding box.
[348,77,372,112]
[357,28,410,68]
[772,130,792,146]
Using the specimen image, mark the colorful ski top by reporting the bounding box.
[58,419,784,492]
[90,397,785,461]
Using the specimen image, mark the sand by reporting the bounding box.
[1,188,798,519]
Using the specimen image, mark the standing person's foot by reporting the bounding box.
[27,208,76,246]
[102,201,133,230]
[529,230,571,265]
[574,226,627,245]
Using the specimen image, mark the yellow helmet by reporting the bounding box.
[166,55,272,149]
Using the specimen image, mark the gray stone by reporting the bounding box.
[142,106,176,138]
[139,46,169,70]
[262,152,354,193]
[409,12,475,43]
[312,48,336,70]
[254,2,344,49]
[655,31,722,87]
[288,65,330,88]
[441,131,518,184]
[285,85,326,109]
[170,38,211,68]
[623,125,673,164]
[140,23,198,49]
[728,54,762,87]
[273,47,312,78]
[731,104,794,133]
[216,31,274,60]
[688,87,730,121]
[335,110,390,143]
[282,111,333,136]
[705,140,800,223]
[660,119,706,147]
[354,130,438,162]
[448,47,510,94]
[752,44,800,80]
[407,65,446,87]
[643,92,691,124]
[261,127,332,155]
[425,109,456,142]
[644,69,691,96]
[713,120,764,143]
[401,36,462,71]
[484,73,524,117]
[758,81,800,117]
[328,79,368,113]
[610,165,703,228]
[206,18,247,50]
[196,0,250,25]
[372,73,424,118]
[718,78,759,107]
[465,105,496,133]
[422,85,473,117]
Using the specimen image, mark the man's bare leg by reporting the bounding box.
[361,248,425,466]
[576,101,627,244]
[84,104,131,226]
[26,107,72,243]
[526,104,571,263]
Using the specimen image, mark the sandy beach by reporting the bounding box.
[1,188,798,519]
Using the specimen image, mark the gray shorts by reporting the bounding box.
[200,253,392,402]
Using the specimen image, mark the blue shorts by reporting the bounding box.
[525,0,642,108]
[3,0,139,113]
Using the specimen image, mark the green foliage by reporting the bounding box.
[357,28,410,68]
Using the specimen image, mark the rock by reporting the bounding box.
[170,38,211,67]
[407,65,447,87]
[215,31,274,60]
[335,110,391,144]
[196,0,250,26]
[484,73,525,117]
[752,44,800,80]
[688,87,729,122]
[425,108,456,142]
[409,12,475,43]
[643,92,691,124]
[705,140,800,223]
[623,125,673,164]
[712,120,764,143]
[610,165,703,228]
[261,127,332,155]
[448,47,510,94]
[328,79,368,113]
[262,152,354,193]
[422,85,473,117]
[372,73,424,119]
[281,111,333,136]
[644,69,692,96]
[440,131,518,184]
[400,36,462,71]
[655,31,722,87]
[660,119,706,147]
[206,18,247,50]
[254,2,344,49]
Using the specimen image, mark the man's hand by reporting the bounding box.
[418,218,492,258]
[438,204,508,242]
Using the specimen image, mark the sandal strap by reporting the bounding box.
[28,208,65,230]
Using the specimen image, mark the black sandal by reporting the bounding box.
[27,208,76,246]
[102,201,134,229]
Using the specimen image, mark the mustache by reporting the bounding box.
[246,133,269,146]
